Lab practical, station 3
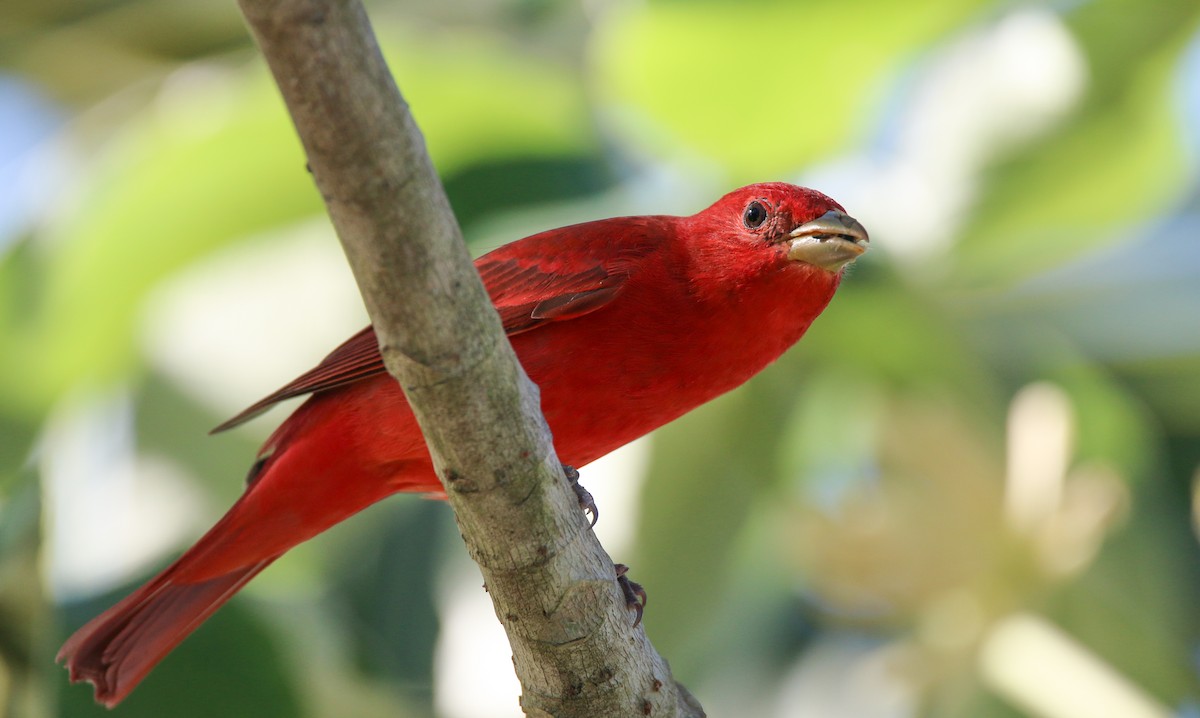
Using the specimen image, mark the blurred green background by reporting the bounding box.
[2,0,1200,716]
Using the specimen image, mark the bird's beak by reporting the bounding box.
[786,210,869,272]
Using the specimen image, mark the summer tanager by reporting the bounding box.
[59,182,868,706]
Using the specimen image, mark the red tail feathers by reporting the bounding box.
[57,558,277,707]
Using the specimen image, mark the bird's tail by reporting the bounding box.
[57,385,423,707]
[57,556,278,708]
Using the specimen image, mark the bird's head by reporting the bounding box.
[696,182,869,275]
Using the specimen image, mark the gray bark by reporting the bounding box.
[234,0,704,715]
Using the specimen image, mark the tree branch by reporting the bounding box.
[235,0,703,715]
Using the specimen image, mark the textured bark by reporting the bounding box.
[235,0,704,715]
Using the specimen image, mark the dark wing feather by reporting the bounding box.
[210,327,383,433]
[480,260,627,336]
[212,219,663,433]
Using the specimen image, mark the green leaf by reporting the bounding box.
[1049,470,1200,706]
[634,369,800,675]
[591,0,991,181]
[952,0,1200,287]
[803,273,1004,415]
[56,596,302,718]
[3,24,597,414]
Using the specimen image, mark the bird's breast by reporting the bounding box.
[515,266,840,467]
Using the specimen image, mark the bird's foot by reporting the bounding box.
[560,466,645,625]
[563,465,597,527]
[615,563,647,627]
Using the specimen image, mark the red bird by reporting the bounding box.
[59,182,868,705]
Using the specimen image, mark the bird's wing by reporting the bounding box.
[209,326,385,433]
[211,219,663,433]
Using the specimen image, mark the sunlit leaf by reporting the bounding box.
[951,0,1200,286]
[591,0,991,181]
[3,24,597,414]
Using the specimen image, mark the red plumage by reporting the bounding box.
[59,182,867,706]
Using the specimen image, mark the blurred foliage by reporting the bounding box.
[954,0,1198,286]
[2,0,1200,717]
[592,0,992,180]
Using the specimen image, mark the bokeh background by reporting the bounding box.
[2,0,1200,716]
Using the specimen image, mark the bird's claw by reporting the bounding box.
[560,467,643,625]
[563,465,598,527]
[615,563,647,627]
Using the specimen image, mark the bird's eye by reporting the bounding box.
[743,201,768,229]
